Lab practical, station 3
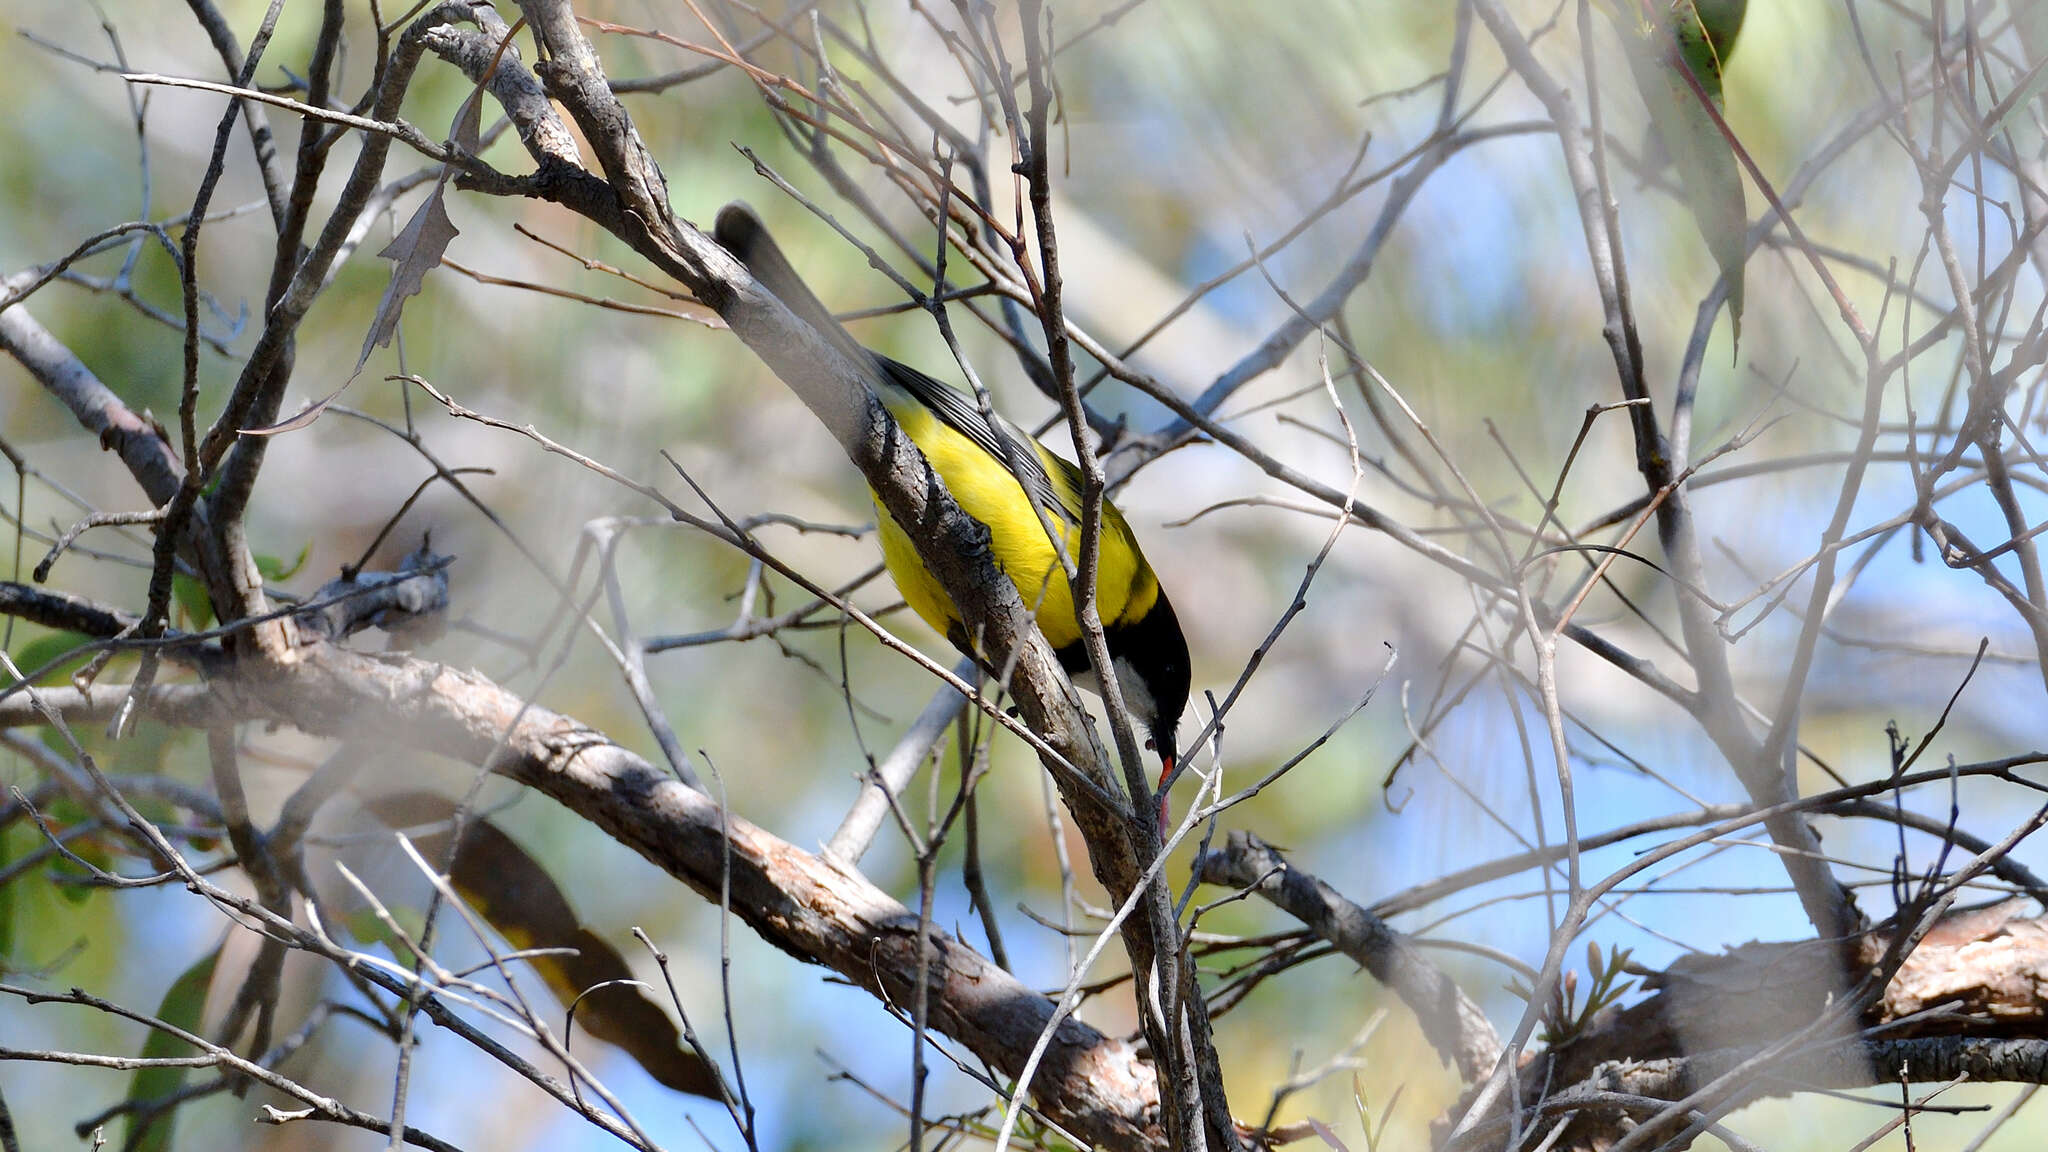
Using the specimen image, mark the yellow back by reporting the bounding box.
[871,394,1160,652]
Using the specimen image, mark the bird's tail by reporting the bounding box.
[713,203,873,370]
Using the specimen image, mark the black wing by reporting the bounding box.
[875,356,1076,527]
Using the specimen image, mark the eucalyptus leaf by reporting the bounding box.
[124,946,221,1152]
[1620,0,1749,350]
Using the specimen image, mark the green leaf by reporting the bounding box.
[20,796,109,907]
[124,946,221,1152]
[1681,0,1747,93]
[171,572,213,629]
[342,904,426,961]
[254,543,310,582]
[51,831,114,905]
[8,631,94,685]
[1620,1,1749,350]
[0,821,21,968]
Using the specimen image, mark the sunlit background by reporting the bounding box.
[4,1,2045,1149]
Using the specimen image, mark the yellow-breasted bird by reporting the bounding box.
[714,204,1191,819]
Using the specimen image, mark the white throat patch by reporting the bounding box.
[1071,655,1160,731]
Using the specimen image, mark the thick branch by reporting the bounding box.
[1489,902,2048,1150]
[1496,1037,2048,1152]
[0,683,224,730]
[227,641,1164,1149]
[477,10,1183,1130]
[292,546,451,643]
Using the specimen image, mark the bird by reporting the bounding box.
[714,203,1191,823]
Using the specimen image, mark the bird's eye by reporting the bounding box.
[1144,737,1157,751]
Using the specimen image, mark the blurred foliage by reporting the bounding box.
[125,945,221,1152]
[1,0,2045,1149]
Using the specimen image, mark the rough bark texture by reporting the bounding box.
[1460,901,2048,1150]
[247,641,1165,1148]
